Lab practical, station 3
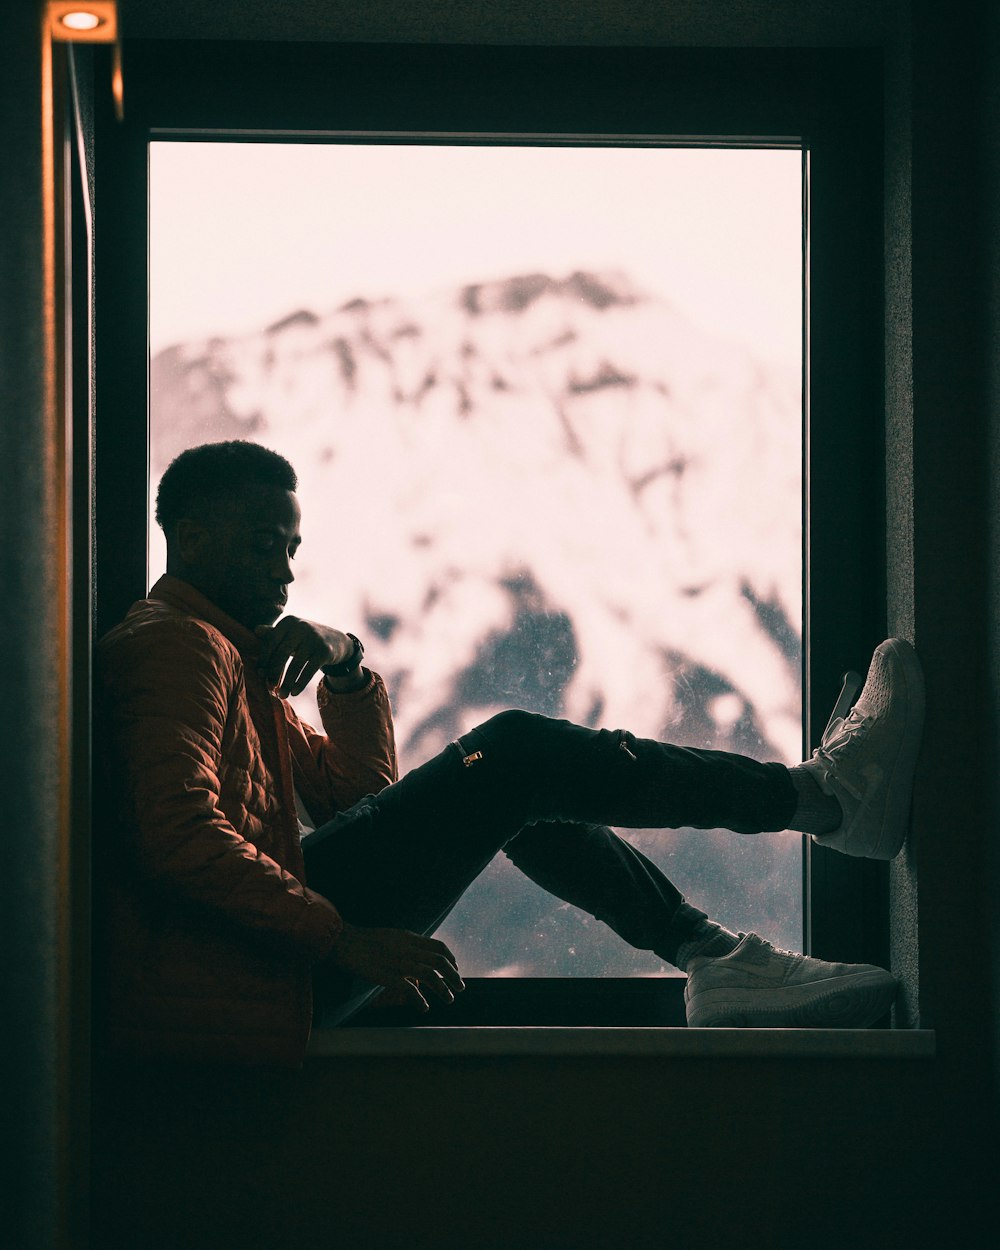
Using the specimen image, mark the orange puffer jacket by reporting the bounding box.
[95,575,397,1066]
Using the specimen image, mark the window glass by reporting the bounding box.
[149,141,803,975]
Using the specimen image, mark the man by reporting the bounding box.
[96,440,924,1065]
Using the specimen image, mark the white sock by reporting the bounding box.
[787,765,842,835]
[674,920,742,972]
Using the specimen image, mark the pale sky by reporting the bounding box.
[149,142,802,368]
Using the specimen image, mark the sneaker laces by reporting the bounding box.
[821,670,862,739]
[812,708,872,798]
[754,936,799,959]
[728,936,809,971]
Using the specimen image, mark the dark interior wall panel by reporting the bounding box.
[118,0,888,47]
[984,0,1000,1102]
[884,0,920,1030]
[884,0,997,1087]
[92,1052,992,1250]
[0,7,61,1248]
[67,45,97,1250]
[907,2,994,1069]
[124,39,869,137]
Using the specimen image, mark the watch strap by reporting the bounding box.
[322,633,364,677]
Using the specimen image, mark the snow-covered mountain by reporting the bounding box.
[150,270,804,973]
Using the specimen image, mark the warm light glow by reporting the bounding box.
[112,42,124,121]
[48,1,118,43]
[60,10,102,29]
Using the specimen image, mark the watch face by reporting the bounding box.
[327,634,363,675]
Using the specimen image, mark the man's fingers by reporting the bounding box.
[404,966,451,1003]
[278,644,324,696]
[395,975,430,1015]
[425,956,465,996]
[419,939,463,990]
[426,936,461,971]
[258,618,343,695]
[407,942,464,998]
[329,926,464,1004]
[256,617,293,663]
[386,936,464,1001]
[284,669,316,697]
[259,632,293,684]
[263,633,320,694]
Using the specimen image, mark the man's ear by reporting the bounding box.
[174,517,210,566]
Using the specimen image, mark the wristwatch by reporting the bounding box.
[322,633,365,677]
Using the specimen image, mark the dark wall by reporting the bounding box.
[0,13,97,1246]
[1,6,64,1248]
[906,0,994,1055]
[885,0,998,1081]
[93,1050,991,1250]
[985,0,1000,1099]
[119,0,889,47]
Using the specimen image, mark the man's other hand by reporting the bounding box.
[255,616,354,696]
[324,922,465,1012]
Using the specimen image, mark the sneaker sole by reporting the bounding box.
[685,969,898,1029]
[820,637,926,860]
[857,638,925,859]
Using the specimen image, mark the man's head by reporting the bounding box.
[156,441,301,630]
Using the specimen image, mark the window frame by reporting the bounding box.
[94,40,886,1024]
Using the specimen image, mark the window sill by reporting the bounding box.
[307,1026,936,1060]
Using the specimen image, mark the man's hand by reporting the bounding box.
[323,922,465,1013]
[255,616,355,696]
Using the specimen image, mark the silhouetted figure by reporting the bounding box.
[96,442,923,1064]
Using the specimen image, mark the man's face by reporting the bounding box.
[183,485,302,631]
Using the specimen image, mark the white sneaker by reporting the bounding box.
[798,637,925,859]
[684,933,898,1028]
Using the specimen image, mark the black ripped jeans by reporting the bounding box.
[302,709,797,1024]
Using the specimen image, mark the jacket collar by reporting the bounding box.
[148,574,262,663]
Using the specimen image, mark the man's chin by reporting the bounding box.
[255,604,285,628]
[234,601,286,631]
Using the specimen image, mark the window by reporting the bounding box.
[149,139,804,977]
[96,41,886,1021]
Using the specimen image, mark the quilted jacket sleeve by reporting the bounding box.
[97,616,342,960]
[282,669,398,824]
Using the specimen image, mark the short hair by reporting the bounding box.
[155,441,298,532]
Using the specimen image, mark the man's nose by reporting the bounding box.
[273,553,295,583]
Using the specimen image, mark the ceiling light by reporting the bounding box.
[60,11,102,30]
[48,2,118,43]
